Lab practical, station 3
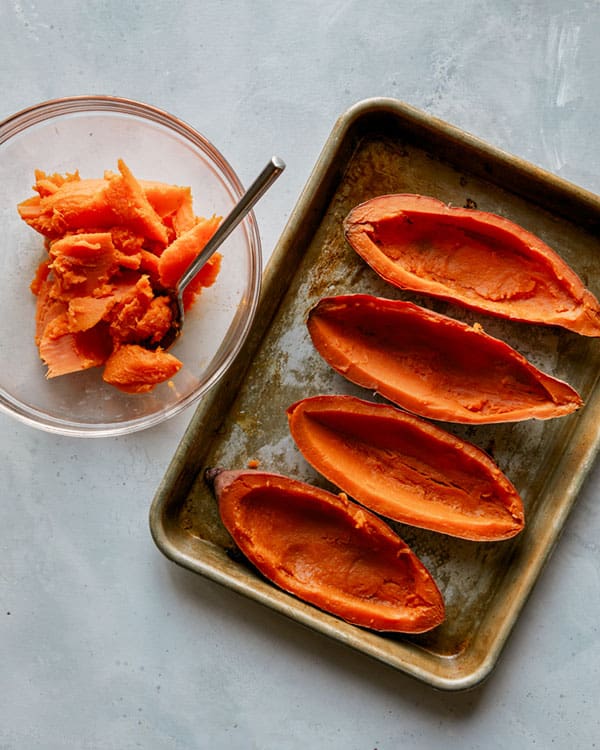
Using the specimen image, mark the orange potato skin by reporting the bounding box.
[210,469,445,633]
[287,395,525,541]
[344,194,600,336]
[307,294,583,424]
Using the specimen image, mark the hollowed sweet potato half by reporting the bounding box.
[209,468,445,633]
[344,194,600,336]
[287,395,524,541]
[307,294,582,424]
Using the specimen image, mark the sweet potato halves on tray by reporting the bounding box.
[307,295,582,424]
[208,468,445,633]
[287,395,524,542]
[344,194,600,336]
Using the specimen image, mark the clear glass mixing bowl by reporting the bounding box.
[0,96,262,436]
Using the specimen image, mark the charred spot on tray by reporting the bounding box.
[464,198,477,209]
[484,438,496,459]
[225,546,247,564]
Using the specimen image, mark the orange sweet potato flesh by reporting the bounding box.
[158,216,222,310]
[102,344,181,393]
[18,161,184,244]
[307,294,582,424]
[210,469,445,633]
[18,160,222,392]
[344,194,600,337]
[287,395,524,541]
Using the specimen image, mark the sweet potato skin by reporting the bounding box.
[287,395,525,541]
[210,469,445,633]
[307,294,583,424]
[344,194,600,336]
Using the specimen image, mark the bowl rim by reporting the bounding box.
[0,95,263,437]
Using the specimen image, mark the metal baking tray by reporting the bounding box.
[149,98,600,690]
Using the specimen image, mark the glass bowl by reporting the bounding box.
[0,96,262,437]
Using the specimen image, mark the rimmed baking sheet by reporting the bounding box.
[149,98,600,690]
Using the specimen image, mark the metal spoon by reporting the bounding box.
[159,155,286,349]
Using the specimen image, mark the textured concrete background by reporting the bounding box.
[1,1,599,748]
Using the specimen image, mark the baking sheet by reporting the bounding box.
[149,98,600,690]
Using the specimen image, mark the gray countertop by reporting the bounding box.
[2,2,599,748]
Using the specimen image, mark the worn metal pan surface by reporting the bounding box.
[149,98,600,690]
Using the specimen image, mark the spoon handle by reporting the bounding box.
[178,156,286,293]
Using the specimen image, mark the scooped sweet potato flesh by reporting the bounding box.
[344,194,600,336]
[287,395,524,541]
[211,469,445,633]
[307,295,582,424]
[18,159,222,393]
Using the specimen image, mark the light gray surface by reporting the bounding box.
[1,1,599,748]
